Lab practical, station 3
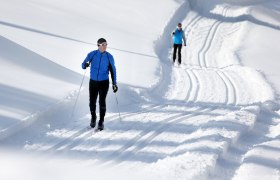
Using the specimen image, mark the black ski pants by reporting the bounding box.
[89,79,109,121]
[173,44,182,64]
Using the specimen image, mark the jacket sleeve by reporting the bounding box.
[108,54,117,85]
[81,52,92,69]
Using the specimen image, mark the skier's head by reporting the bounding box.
[97,38,107,52]
[97,38,107,46]
[178,23,182,30]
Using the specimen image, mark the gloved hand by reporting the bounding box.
[112,85,118,93]
[184,43,186,46]
[83,62,90,69]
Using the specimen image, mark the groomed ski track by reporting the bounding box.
[1,0,279,179]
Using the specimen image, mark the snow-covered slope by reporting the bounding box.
[0,35,82,140]
[0,0,279,179]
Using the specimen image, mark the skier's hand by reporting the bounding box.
[112,85,118,93]
[83,62,90,69]
[184,43,186,47]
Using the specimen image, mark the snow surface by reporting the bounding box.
[0,0,280,179]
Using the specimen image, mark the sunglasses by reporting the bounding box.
[99,43,107,47]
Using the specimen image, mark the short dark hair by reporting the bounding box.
[97,38,106,46]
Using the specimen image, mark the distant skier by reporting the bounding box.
[172,22,186,65]
[81,38,118,130]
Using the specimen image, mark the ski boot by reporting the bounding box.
[97,120,104,131]
[90,112,96,128]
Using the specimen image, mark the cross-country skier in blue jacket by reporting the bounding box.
[172,22,186,65]
[81,38,117,130]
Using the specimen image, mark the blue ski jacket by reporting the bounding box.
[81,50,117,85]
[173,28,186,45]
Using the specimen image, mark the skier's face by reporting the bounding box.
[98,42,107,52]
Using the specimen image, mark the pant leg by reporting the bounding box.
[177,44,182,64]
[98,80,109,121]
[89,80,99,115]
[173,44,178,62]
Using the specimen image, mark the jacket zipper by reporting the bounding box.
[97,53,102,80]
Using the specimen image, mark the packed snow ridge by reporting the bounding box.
[0,0,279,180]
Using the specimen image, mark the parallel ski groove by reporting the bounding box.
[186,69,198,102]
[201,20,221,67]
[216,70,229,104]
[184,15,203,44]
[191,69,201,102]
[183,68,193,101]
[200,6,229,68]
[46,104,166,152]
[115,107,215,162]
[103,106,211,165]
[181,69,189,100]
[103,112,185,158]
[68,105,165,152]
[223,71,238,105]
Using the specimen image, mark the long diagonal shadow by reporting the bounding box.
[0,21,157,58]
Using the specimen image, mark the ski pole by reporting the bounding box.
[185,47,187,60]
[114,93,122,122]
[71,69,87,118]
